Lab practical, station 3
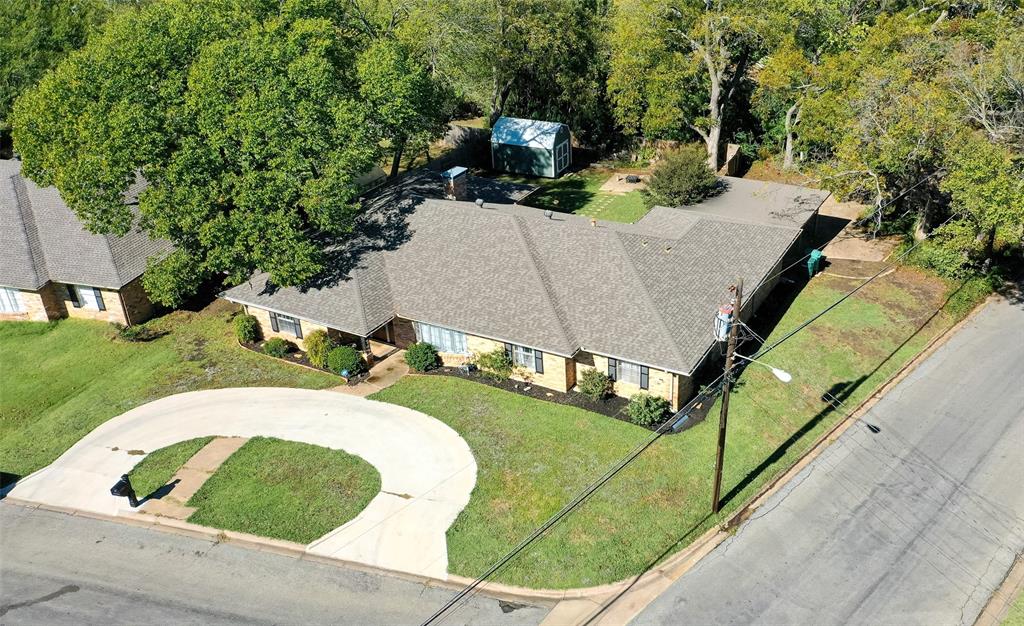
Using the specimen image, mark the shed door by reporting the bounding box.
[554,140,570,174]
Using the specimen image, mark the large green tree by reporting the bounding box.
[608,0,775,169]
[0,0,125,153]
[12,0,381,306]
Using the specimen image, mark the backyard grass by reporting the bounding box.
[1005,587,1024,626]
[0,301,337,482]
[372,267,972,588]
[129,437,214,498]
[495,168,649,223]
[186,437,381,544]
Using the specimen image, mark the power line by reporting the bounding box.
[421,375,725,626]
[424,185,955,625]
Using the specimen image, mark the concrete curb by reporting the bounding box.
[974,555,1024,626]
[1,292,995,614]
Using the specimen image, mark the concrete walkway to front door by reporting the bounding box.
[8,388,477,579]
[140,436,248,520]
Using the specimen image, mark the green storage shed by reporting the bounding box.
[490,117,571,178]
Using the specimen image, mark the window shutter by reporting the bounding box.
[534,350,544,374]
[93,288,105,311]
[504,343,513,360]
[67,285,82,308]
[608,358,617,381]
[640,366,649,390]
[269,312,279,332]
[293,319,303,339]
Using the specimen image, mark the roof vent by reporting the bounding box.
[544,210,553,219]
[475,198,484,207]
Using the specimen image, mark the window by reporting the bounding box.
[608,358,649,389]
[0,288,24,313]
[67,285,105,311]
[269,312,303,339]
[505,343,544,374]
[415,322,467,354]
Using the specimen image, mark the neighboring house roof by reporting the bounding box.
[224,178,803,375]
[0,159,172,291]
[685,176,830,229]
[491,117,569,150]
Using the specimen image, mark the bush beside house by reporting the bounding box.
[327,345,363,375]
[262,337,293,358]
[475,347,513,381]
[234,314,260,343]
[626,393,670,426]
[404,342,439,372]
[304,330,333,368]
[578,369,613,401]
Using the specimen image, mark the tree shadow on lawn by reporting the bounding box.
[529,178,596,215]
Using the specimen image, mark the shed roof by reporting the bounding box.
[0,159,172,291]
[491,117,568,150]
[224,178,803,375]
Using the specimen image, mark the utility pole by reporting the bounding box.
[712,278,743,514]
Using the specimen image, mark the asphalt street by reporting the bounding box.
[634,295,1024,625]
[0,504,550,625]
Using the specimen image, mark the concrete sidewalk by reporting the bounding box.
[8,387,477,580]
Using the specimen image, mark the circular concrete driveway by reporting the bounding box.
[9,388,477,579]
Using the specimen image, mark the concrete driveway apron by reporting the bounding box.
[9,387,478,580]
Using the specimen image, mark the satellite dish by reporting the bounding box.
[544,210,553,219]
[475,198,484,207]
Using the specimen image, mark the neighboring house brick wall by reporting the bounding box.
[0,285,62,322]
[119,276,155,325]
[56,283,129,325]
[243,305,327,351]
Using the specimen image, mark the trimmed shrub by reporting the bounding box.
[578,368,613,401]
[643,144,720,207]
[627,393,671,426]
[234,314,260,343]
[262,337,293,358]
[475,347,513,381]
[327,345,363,376]
[404,342,440,372]
[304,330,333,368]
[111,322,155,342]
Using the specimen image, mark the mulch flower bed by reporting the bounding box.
[239,340,368,386]
[424,365,630,419]
[423,366,718,435]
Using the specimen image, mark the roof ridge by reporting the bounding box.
[509,215,578,351]
[11,174,48,288]
[651,206,804,232]
[351,259,371,335]
[611,230,690,369]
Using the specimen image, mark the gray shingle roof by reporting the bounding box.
[224,181,803,374]
[0,159,172,290]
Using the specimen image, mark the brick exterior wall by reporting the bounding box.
[243,305,328,352]
[118,275,155,325]
[575,351,680,409]
[52,282,129,325]
[0,284,64,322]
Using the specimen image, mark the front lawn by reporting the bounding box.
[493,168,649,223]
[0,301,337,481]
[186,437,381,543]
[372,267,974,588]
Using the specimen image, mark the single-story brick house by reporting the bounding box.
[223,171,828,409]
[0,159,171,325]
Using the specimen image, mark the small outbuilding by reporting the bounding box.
[490,117,571,178]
